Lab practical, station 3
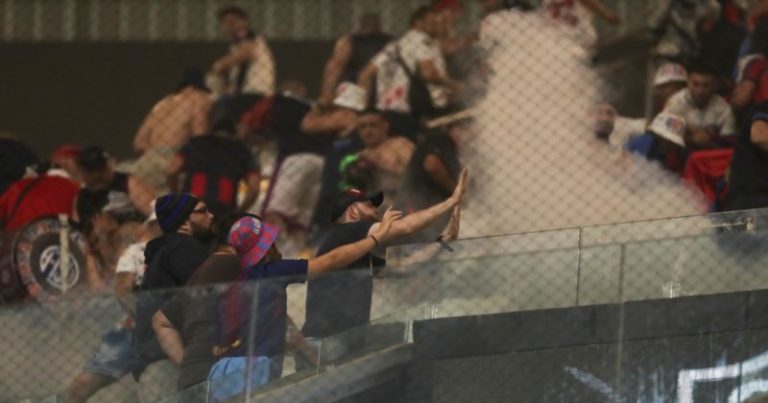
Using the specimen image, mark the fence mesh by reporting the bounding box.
[2,0,768,402]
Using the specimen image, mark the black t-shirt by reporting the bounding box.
[134,233,210,377]
[267,95,335,157]
[161,254,241,390]
[181,135,258,214]
[725,101,768,210]
[302,221,385,338]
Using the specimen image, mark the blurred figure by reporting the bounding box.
[359,6,460,137]
[0,164,80,232]
[318,14,393,106]
[240,81,337,258]
[433,0,465,44]
[50,144,83,182]
[74,146,150,276]
[75,146,149,226]
[302,173,466,364]
[351,110,415,205]
[63,211,161,403]
[594,64,688,150]
[394,123,466,243]
[723,100,768,210]
[663,63,736,149]
[167,122,261,217]
[593,103,646,149]
[133,68,212,195]
[649,0,722,63]
[194,212,400,400]
[303,82,369,243]
[302,82,366,137]
[211,6,275,97]
[151,212,317,394]
[653,63,689,112]
[134,194,214,403]
[732,23,768,112]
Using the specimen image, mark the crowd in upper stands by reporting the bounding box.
[2,0,768,401]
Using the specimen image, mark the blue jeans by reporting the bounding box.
[83,327,139,379]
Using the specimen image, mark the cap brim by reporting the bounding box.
[652,130,685,147]
[367,191,384,207]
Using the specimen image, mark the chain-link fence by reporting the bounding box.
[3,0,768,402]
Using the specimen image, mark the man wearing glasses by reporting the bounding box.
[133,193,214,403]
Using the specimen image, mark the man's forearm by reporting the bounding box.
[321,59,346,103]
[153,312,184,365]
[307,236,378,277]
[394,197,456,236]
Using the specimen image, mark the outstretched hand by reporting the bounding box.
[441,204,462,241]
[372,207,404,243]
[450,168,469,205]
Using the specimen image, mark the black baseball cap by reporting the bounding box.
[330,189,384,222]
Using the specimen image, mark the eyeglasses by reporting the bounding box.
[192,206,210,215]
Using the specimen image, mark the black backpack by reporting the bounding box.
[394,45,437,119]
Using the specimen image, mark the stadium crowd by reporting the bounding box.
[2,0,768,401]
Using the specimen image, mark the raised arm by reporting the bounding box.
[301,107,358,135]
[211,42,254,74]
[389,203,462,267]
[320,36,353,105]
[371,168,468,239]
[238,172,262,213]
[307,208,402,278]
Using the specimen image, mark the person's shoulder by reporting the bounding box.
[710,94,731,110]
[389,136,414,147]
[167,233,205,250]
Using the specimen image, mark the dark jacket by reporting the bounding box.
[133,232,209,378]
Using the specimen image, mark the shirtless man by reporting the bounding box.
[353,109,415,204]
[132,68,212,195]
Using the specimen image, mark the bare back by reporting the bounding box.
[134,88,212,151]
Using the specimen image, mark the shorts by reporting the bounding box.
[263,154,324,228]
[83,327,139,379]
[207,356,281,401]
[133,146,176,192]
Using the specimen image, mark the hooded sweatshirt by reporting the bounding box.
[133,232,209,378]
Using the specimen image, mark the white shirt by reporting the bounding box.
[664,89,736,136]
[611,117,647,148]
[371,29,449,113]
[115,242,147,286]
[229,36,276,95]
